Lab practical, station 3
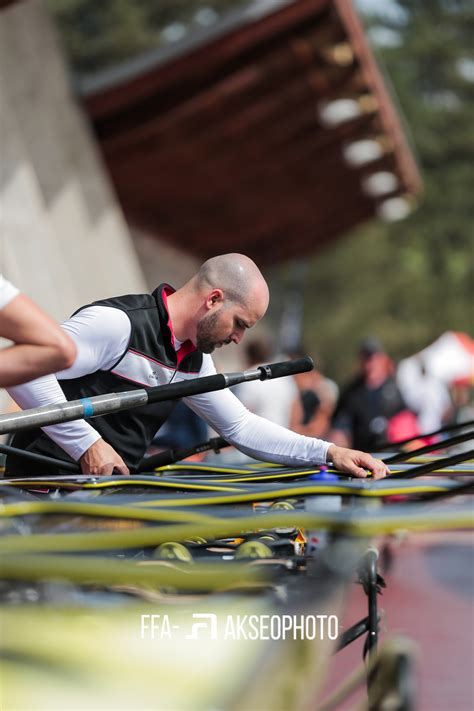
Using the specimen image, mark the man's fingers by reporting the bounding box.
[79,440,130,477]
[350,464,369,479]
[329,445,389,479]
[113,462,130,476]
[372,464,390,480]
[83,462,126,476]
[359,454,389,480]
[98,463,115,476]
[97,461,129,476]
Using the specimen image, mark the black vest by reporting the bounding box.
[6,285,203,475]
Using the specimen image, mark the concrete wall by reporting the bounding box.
[131,227,200,291]
[0,0,150,412]
[0,0,147,316]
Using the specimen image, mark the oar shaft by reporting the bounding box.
[0,357,313,436]
[388,449,474,479]
[415,480,474,502]
[0,443,80,472]
[383,430,474,464]
[136,436,228,472]
[0,390,148,436]
[378,419,474,450]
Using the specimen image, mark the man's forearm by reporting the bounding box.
[185,387,332,465]
[228,412,332,465]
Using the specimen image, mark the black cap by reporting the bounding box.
[359,336,384,358]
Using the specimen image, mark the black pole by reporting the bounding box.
[136,437,229,473]
[0,442,80,473]
[146,357,314,404]
[377,419,474,451]
[414,480,474,503]
[383,430,473,464]
[0,357,314,436]
[387,449,474,479]
[365,548,379,658]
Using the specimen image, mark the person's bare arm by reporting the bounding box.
[288,393,304,432]
[0,294,76,386]
[184,356,390,479]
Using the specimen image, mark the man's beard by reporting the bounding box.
[196,310,222,354]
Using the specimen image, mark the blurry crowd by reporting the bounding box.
[156,335,473,455]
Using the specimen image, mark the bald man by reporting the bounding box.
[6,255,388,479]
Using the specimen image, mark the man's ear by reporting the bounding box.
[206,289,224,310]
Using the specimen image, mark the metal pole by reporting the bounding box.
[0,357,313,436]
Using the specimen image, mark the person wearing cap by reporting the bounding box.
[0,274,76,387]
[330,337,407,451]
[5,255,389,479]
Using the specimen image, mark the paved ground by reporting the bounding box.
[321,530,474,710]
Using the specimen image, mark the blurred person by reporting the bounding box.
[449,381,474,453]
[330,337,413,451]
[151,399,208,451]
[451,381,474,423]
[5,254,389,479]
[234,338,299,427]
[287,345,338,438]
[397,356,452,436]
[0,274,76,387]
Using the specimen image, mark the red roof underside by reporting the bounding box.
[84,0,421,265]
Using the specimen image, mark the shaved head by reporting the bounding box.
[169,254,270,351]
[195,253,269,314]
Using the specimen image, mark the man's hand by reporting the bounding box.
[79,439,129,476]
[327,444,389,480]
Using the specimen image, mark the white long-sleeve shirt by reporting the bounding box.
[7,306,331,466]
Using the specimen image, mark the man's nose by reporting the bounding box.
[231,332,242,345]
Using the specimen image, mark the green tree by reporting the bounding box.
[297,0,474,381]
[48,0,250,75]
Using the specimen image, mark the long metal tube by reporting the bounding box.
[0,357,313,436]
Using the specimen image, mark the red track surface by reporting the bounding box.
[322,531,474,711]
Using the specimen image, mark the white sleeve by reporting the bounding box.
[0,274,20,310]
[7,306,131,461]
[183,355,331,466]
